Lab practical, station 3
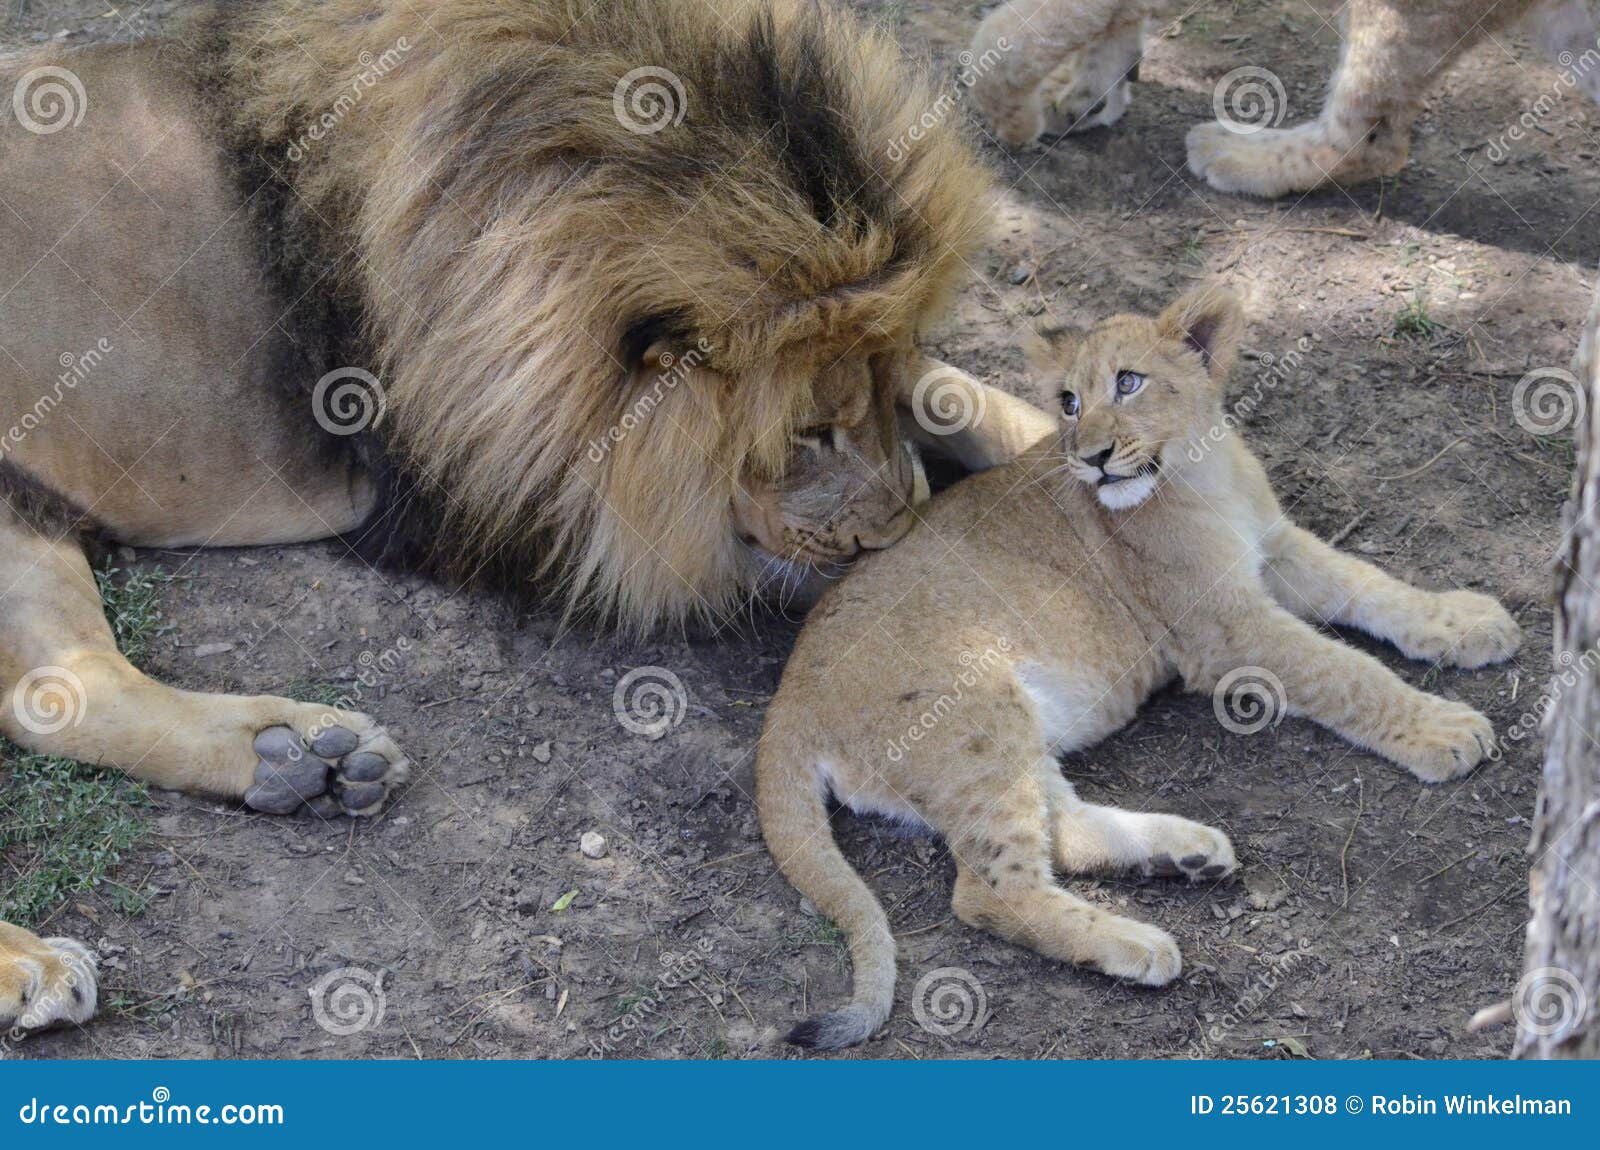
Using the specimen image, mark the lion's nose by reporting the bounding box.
[1081,445,1114,469]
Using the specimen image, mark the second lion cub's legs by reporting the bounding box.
[1186,0,1514,196]
[1261,524,1520,669]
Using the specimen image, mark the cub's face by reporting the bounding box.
[1043,287,1242,511]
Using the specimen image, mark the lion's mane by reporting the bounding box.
[199,0,991,629]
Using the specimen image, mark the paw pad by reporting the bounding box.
[244,723,408,817]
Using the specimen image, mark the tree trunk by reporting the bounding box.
[1516,277,1600,1059]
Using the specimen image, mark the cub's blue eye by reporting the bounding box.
[1115,370,1145,397]
[1060,390,1080,417]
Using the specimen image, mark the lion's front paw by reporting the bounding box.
[1087,916,1182,986]
[0,933,98,1032]
[1395,590,1521,669]
[1186,122,1317,199]
[1382,697,1495,783]
[245,716,410,817]
[1139,816,1238,883]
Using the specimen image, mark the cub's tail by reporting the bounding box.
[756,744,895,1051]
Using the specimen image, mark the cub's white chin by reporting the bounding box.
[1094,472,1159,511]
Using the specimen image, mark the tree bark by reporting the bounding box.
[1515,277,1600,1058]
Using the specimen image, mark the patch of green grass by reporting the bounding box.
[1393,292,1443,341]
[0,563,170,928]
[0,743,149,928]
[286,679,349,708]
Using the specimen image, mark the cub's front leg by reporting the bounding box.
[1261,524,1520,669]
[1189,594,1494,783]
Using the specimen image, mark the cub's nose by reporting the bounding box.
[1081,446,1114,469]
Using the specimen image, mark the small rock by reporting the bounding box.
[191,642,235,658]
[1007,261,1035,285]
[580,832,608,859]
[531,740,552,764]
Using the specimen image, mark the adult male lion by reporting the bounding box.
[0,0,1054,1031]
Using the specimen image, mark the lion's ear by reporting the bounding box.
[1019,323,1080,374]
[1157,285,1244,378]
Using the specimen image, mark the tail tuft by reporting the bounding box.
[786,1005,880,1051]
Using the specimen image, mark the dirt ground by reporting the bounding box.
[3,0,1596,1061]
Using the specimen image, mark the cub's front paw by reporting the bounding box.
[1395,590,1521,669]
[0,933,98,1032]
[1087,916,1182,986]
[1383,697,1495,783]
[1139,816,1238,883]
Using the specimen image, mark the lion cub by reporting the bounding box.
[756,287,1520,1049]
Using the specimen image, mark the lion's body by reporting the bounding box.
[0,0,1029,1034]
[971,0,1598,196]
[755,289,1521,1048]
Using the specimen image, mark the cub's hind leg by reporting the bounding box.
[1261,523,1519,669]
[0,514,409,817]
[0,921,97,1033]
[946,774,1181,986]
[1043,775,1236,882]
[1187,0,1510,196]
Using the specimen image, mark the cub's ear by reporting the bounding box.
[1157,285,1244,378]
[1019,323,1081,374]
